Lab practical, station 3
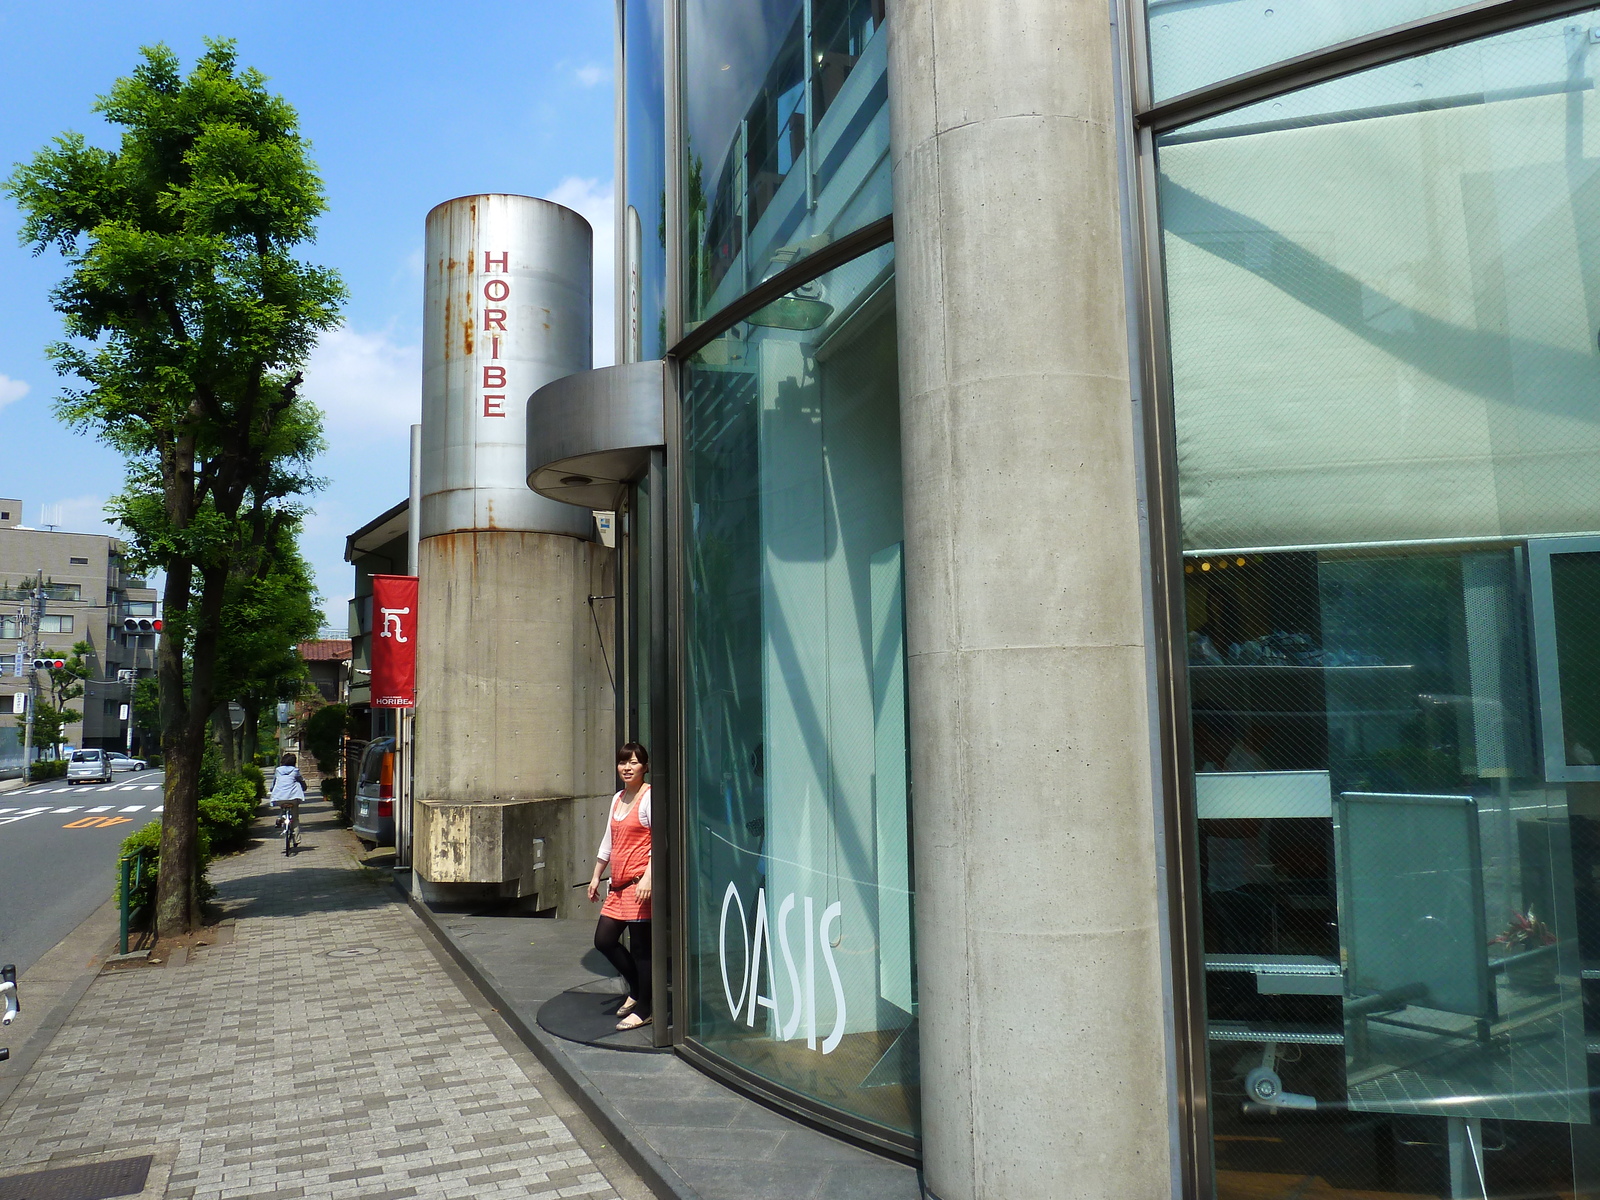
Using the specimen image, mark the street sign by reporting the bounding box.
[11,693,24,715]
[119,704,129,721]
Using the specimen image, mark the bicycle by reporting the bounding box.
[274,801,302,856]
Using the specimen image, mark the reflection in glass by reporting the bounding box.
[624,0,666,360]
[681,246,916,1139]
[1160,13,1600,1196]
[1145,0,1467,103]
[681,0,890,326]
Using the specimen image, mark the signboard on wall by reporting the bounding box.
[370,574,419,708]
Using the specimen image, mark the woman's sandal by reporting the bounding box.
[616,1012,652,1031]
[618,996,637,1017]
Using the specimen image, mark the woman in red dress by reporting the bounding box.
[587,742,653,1030]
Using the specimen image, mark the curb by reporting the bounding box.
[0,897,120,1112]
[396,880,702,1200]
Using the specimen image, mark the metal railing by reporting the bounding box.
[118,847,153,956]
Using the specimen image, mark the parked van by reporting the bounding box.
[352,737,396,847]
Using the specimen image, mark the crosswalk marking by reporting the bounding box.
[153,806,163,813]
[119,805,145,813]
[86,806,113,813]
[52,807,82,814]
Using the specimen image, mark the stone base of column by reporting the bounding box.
[413,792,612,918]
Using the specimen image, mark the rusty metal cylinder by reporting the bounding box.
[420,194,593,539]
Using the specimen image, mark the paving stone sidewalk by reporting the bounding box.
[0,800,655,1200]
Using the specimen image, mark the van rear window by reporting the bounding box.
[71,750,101,762]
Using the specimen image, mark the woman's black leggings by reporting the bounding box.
[594,917,652,1016]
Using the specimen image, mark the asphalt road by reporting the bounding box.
[0,770,166,976]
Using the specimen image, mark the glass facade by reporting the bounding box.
[681,0,890,326]
[679,244,917,1141]
[1146,0,1468,102]
[1158,10,1600,1197]
[623,0,666,361]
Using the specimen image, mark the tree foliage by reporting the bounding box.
[8,39,344,934]
[302,702,347,774]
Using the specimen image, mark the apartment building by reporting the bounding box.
[0,499,160,755]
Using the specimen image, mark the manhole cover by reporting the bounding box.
[325,947,380,959]
[0,1154,151,1200]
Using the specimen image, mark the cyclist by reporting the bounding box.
[269,752,308,852]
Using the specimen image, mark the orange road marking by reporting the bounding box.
[63,815,134,828]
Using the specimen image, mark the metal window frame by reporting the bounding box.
[1119,1,1600,1197]
[1527,536,1600,783]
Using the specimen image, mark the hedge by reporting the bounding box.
[115,766,265,919]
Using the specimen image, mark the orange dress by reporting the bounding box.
[601,785,652,922]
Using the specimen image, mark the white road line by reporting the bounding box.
[118,785,141,791]
[119,805,145,813]
[86,806,113,813]
[48,787,70,793]
[153,806,163,813]
[142,785,159,791]
[52,807,83,814]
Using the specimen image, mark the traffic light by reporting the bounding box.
[122,618,159,634]
[32,658,64,671]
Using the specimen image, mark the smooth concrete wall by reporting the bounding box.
[885,2,1174,1197]
[413,529,615,914]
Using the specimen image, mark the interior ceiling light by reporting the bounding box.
[561,475,594,486]
[746,295,833,331]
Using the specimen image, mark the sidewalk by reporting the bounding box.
[0,799,656,1200]
[406,898,924,1200]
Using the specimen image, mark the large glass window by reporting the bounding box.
[681,0,890,327]
[1159,13,1600,1197]
[680,245,916,1142]
[1146,0,1468,103]
[624,0,666,361]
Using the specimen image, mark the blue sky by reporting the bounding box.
[0,1,616,627]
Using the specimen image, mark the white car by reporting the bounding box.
[106,752,147,772]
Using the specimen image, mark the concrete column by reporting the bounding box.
[413,195,616,914]
[885,3,1174,1198]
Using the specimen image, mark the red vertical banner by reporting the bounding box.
[370,574,419,708]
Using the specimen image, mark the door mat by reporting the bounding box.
[536,985,663,1052]
[0,1155,151,1200]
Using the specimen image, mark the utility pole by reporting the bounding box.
[21,578,43,775]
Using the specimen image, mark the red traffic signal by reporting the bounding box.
[152,619,162,632]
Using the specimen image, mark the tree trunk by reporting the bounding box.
[155,563,229,938]
[241,699,259,765]
[155,561,198,939]
[211,705,237,771]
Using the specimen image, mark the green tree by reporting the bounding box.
[29,701,76,754]
[210,522,320,768]
[8,40,344,934]
[302,701,347,774]
[133,674,160,754]
[41,640,93,711]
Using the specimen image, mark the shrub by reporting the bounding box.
[321,774,346,804]
[199,774,260,852]
[28,759,66,781]
[116,818,214,919]
[238,761,265,800]
[303,703,347,773]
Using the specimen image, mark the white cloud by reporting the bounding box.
[0,374,30,410]
[302,325,422,440]
[546,176,616,368]
[575,63,609,87]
